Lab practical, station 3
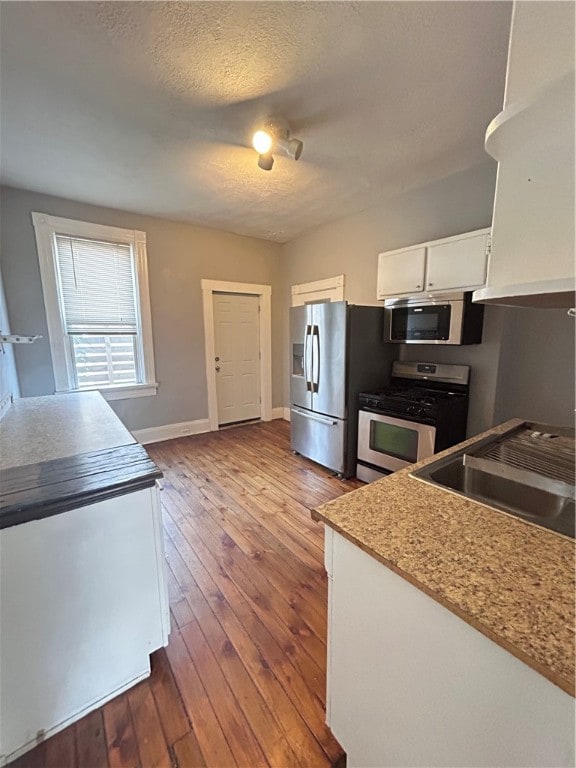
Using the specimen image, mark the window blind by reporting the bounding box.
[54,234,138,334]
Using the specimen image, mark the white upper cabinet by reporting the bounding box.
[475,1,575,308]
[377,229,490,300]
[426,231,489,292]
[377,247,426,299]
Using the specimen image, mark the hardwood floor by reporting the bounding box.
[9,420,362,768]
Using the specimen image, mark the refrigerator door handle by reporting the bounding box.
[311,325,320,393]
[291,406,337,426]
[304,324,313,391]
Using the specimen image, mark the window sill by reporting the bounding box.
[56,383,159,402]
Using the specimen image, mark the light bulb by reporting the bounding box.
[252,130,273,155]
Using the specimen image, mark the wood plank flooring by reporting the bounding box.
[9,420,362,768]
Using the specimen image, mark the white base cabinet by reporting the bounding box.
[377,228,490,300]
[0,485,169,766]
[325,528,575,768]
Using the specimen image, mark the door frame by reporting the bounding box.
[201,279,272,431]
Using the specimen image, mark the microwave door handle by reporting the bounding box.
[312,325,320,393]
[304,325,313,391]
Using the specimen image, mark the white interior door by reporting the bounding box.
[213,293,261,425]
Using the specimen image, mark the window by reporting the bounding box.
[33,213,157,400]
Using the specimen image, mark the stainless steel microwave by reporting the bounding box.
[384,292,484,345]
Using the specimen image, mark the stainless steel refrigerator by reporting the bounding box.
[290,301,396,478]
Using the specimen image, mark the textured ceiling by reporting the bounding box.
[0,2,512,243]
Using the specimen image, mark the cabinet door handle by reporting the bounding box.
[416,284,422,289]
[428,282,434,287]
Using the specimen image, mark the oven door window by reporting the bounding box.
[391,305,451,341]
[370,420,419,463]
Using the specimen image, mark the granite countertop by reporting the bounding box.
[0,393,161,529]
[313,419,575,697]
[0,392,135,470]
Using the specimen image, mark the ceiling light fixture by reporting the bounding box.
[257,153,274,171]
[252,120,303,171]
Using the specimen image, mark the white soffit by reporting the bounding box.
[0,1,512,243]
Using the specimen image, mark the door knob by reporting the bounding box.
[215,356,220,361]
[215,365,221,372]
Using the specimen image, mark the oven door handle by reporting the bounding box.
[292,406,337,427]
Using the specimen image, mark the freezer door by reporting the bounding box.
[311,301,347,419]
[289,305,313,410]
[290,406,346,474]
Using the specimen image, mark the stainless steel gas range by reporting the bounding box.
[356,361,471,482]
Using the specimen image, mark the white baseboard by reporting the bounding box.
[271,406,291,421]
[132,418,210,445]
[134,410,290,444]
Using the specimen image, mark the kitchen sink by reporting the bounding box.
[411,424,575,538]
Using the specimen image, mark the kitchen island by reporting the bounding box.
[0,393,169,766]
[313,419,575,768]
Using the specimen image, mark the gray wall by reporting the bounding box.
[0,185,283,431]
[280,162,500,433]
[3,174,574,438]
[494,308,575,428]
[280,163,498,309]
[402,306,576,434]
[399,305,507,437]
[280,161,576,435]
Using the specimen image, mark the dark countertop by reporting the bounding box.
[0,393,162,529]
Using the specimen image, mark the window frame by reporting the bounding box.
[32,212,158,401]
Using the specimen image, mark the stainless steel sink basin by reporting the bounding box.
[411,424,575,538]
